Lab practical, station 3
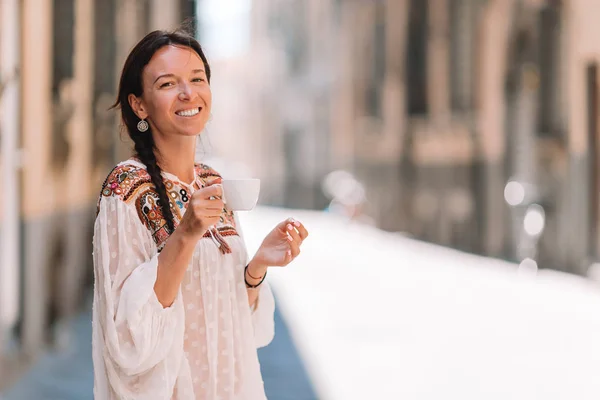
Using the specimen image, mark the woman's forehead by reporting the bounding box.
[145,45,205,77]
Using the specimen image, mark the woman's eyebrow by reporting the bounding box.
[153,69,205,84]
[154,73,175,84]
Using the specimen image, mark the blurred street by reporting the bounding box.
[5,0,600,399]
[3,207,600,399]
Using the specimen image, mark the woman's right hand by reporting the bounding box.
[177,178,224,239]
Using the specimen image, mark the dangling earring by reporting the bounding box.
[137,119,149,132]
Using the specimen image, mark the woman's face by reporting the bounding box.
[130,45,212,138]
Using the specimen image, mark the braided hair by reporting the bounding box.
[111,29,211,233]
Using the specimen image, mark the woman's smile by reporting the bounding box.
[175,107,202,117]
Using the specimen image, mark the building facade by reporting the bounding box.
[240,0,600,276]
[0,0,197,386]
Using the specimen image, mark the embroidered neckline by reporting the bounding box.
[100,159,235,251]
[127,157,201,188]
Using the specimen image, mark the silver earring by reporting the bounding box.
[137,119,149,132]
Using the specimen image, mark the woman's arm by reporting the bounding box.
[243,218,308,307]
[245,260,269,307]
[93,196,185,380]
[153,182,224,307]
[153,228,201,307]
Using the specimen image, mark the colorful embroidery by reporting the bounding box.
[97,164,152,216]
[212,226,238,238]
[99,163,153,201]
[135,189,167,235]
[98,160,239,251]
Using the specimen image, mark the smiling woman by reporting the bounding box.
[92,28,308,400]
[110,30,214,233]
[134,48,211,138]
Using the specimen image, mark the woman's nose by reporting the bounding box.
[178,83,193,100]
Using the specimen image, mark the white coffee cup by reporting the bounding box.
[221,179,260,211]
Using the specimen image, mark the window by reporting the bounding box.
[406,0,428,115]
[92,0,117,167]
[51,0,76,169]
[366,3,386,118]
[537,3,562,137]
[449,0,475,112]
[287,1,306,74]
[93,0,116,102]
[52,0,75,97]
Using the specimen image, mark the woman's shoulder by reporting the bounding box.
[98,158,153,203]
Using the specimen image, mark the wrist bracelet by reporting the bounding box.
[245,264,267,289]
[246,265,264,280]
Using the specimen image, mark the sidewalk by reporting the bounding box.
[239,207,600,400]
[2,304,317,400]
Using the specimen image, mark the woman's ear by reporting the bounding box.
[128,94,148,120]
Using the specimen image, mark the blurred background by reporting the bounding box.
[3,0,600,399]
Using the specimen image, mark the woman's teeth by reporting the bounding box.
[176,108,200,117]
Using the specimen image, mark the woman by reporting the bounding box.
[92,29,308,399]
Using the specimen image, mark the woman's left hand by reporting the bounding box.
[251,218,309,268]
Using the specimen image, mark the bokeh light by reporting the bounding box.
[504,180,526,206]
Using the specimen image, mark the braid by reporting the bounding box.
[131,130,176,233]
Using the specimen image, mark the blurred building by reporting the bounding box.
[0,0,197,387]
[230,0,600,276]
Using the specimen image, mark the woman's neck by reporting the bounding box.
[153,135,197,184]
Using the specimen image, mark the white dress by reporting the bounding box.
[92,159,275,399]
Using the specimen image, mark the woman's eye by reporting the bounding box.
[160,82,174,88]
[192,78,205,83]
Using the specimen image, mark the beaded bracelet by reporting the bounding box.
[244,264,267,289]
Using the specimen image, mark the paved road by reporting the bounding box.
[2,304,317,400]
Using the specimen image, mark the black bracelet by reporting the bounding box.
[244,264,267,289]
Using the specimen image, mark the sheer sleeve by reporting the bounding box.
[251,280,275,348]
[92,195,187,398]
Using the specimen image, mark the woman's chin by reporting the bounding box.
[177,124,207,137]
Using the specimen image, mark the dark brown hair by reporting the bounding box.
[112,29,211,233]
